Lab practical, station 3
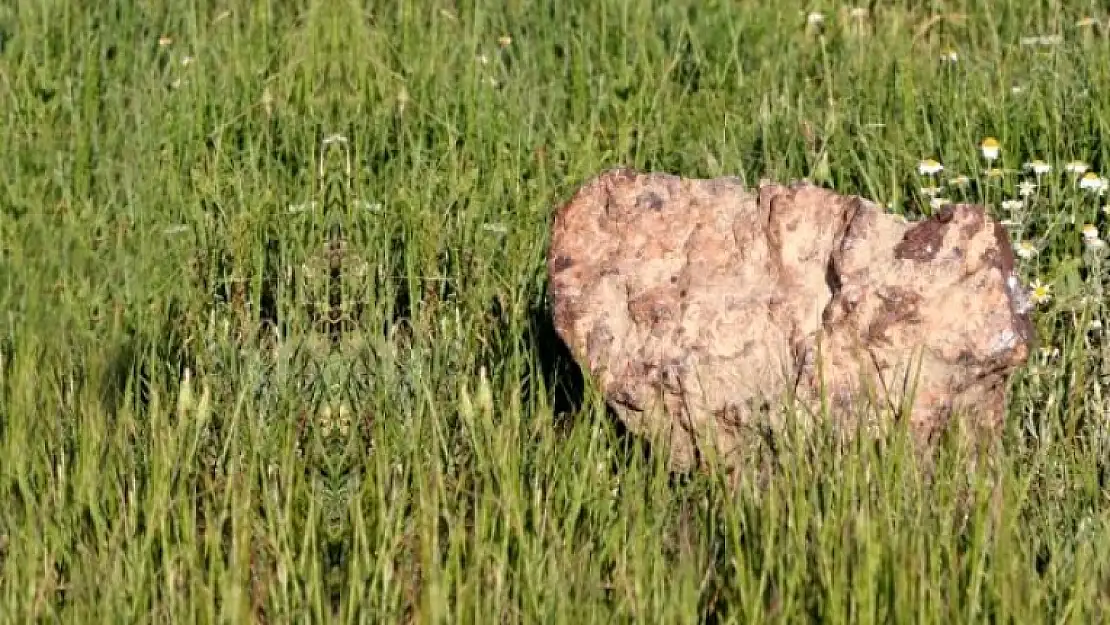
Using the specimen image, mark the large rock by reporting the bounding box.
[548,168,1035,470]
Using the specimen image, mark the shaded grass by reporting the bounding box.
[1,0,1109,622]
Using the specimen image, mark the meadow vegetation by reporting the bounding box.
[1,0,1109,622]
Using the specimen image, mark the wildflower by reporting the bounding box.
[476,53,490,65]
[1028,279,1052,306]
[1018,180,1038,197]
[1090,318,1103,331]
[1011,85,1026,94]
[1001,199,1024,211]
[1038,346,1060,360]
[1020,35,1063,46]
[980,137,1001,161]
[849,7,868,19]
[181,56,194,67]
[260,83,274,115]
[807,12,825,27]
[1025,160,1051,175]
[1079,172,1108,193]
[1076,17,1100,28]
[940,49,959,63]
[1065,161,1089,174]
[920,185,942,197]
[1081,223,1107,250]
[158,35,173,47]
[1014,240,1038,259]
[918,159,944,175]
[929,197,950,210]
[287,201,317,213]
[498,34,512,48]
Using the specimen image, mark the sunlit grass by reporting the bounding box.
[1,0,1108,622]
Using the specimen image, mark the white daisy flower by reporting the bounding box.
[980,137,1001,161]
[1020,35,1063,46]
[1028,279,1052,306]
[1079,172,1108,193]
[287,201,317,213]
[1065,161,1089,174]
[1001,199,1024,211]
[1018,180,1038,197]
[1081,223,1107,249]
[1038,346,1060,360]
[918,159,944,175]
[1025,160,1051,175]
[930,197,950,210]
[1014,240,1038,259]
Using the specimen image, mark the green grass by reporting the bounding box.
[1,0,1109,622]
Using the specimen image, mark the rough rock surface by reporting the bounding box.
[548,168,1035,470]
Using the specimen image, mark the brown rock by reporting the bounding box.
[548,168,1034,470]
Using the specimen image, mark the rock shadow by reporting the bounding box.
[526,297,584,426]
[524,294,659,470]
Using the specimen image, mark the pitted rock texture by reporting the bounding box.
[548,168,1034,470]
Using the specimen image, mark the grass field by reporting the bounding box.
[1,0,1109,622]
